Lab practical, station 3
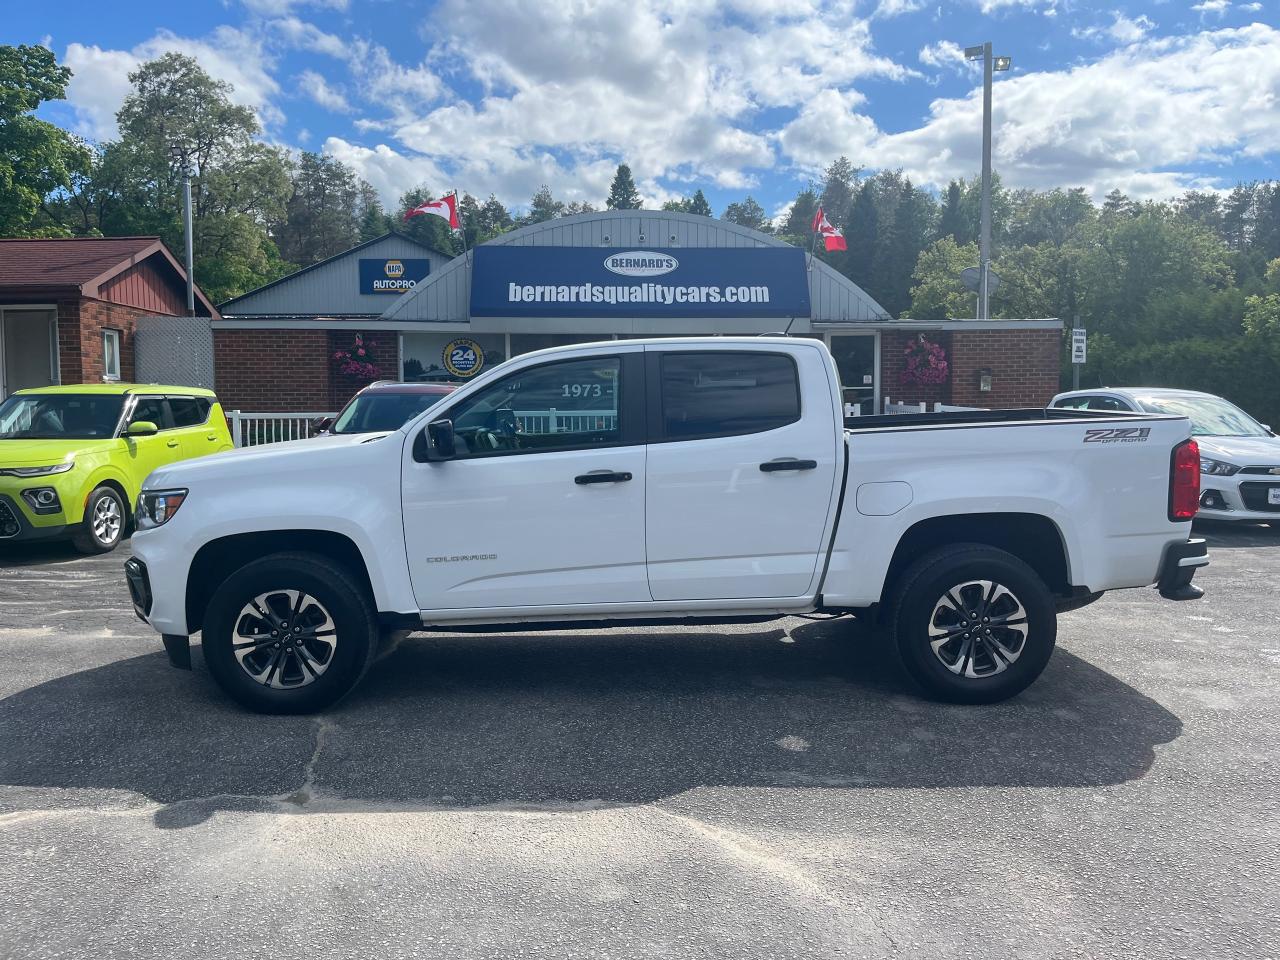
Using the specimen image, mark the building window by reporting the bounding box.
[102,330,121,381]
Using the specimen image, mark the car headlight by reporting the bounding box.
[1199,458,1240,477]
[0,461,74,477]
[136,488,188,529]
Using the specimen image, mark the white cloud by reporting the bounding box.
[1240,2,1263,10]
[1191,1,1231,15]
[874,0,928,16]
[63,27,281,140]
[919,40,977,72]
[1074,12,1157,44]
[776,24,1280,200]
[297,69,352,113]
[239,0,348,13]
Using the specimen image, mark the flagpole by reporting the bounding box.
[454,189,469,262]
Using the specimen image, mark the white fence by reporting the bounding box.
[514,409,617,433]
[228,411,336,447]
[844,398,987,418]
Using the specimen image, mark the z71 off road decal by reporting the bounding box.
[1083,427,1151,444]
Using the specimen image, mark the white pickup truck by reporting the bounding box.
[125,337,1208,713]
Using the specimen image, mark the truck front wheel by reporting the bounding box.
[888,544,1056,704]
[201,552,379,714]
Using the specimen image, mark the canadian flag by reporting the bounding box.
[404,193,460,229]
[810,205,847,252]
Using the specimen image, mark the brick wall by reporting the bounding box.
[59,298,157,384]
[949,328,1062,409]
[211,328,397,412]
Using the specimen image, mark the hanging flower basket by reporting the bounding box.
[901,335,949,386]
[332,333,379,380]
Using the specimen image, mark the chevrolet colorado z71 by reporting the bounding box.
[124,337,1206,713]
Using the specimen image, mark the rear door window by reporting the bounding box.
[168,396,211,427]
[658,352,800,440]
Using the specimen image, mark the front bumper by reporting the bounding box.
[0,494,70,542]
[1198,475,1280,522]
[1156,537,1208,601]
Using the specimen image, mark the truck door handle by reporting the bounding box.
[166,439,180,448]
[760,458,817,472]
[575,470,633,484]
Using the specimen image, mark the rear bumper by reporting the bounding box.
[1156,537,1208,601]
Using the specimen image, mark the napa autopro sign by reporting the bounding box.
[359,258,431,294]
[469,246,811,319]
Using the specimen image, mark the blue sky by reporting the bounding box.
[11,0,1280,220]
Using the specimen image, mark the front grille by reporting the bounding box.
[0,499,19,538]
[1239,465,1280,476]
[1240,481,1280,512]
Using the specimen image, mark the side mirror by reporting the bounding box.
[1262,423,1273,435]
[311,416,334,434]
[415,419,456,462]
[127,420,159,437]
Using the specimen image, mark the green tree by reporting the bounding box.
[780,187,818,242]
[84,53,293,301]
[661,189,712,216]
[274,151,362,266]
[0,44,90,235]
[721,195,770,232]
[605,163,642,209]
[908,237,979,321]
[357,181,391,241]
[518,184,565,225]
[936,180,965,245]
[818,156,860,229]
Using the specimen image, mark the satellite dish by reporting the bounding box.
[961,266,1000,295]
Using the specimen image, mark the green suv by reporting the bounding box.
[0,384,233,553]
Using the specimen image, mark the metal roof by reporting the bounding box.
[219,232,455,317]
[380,211,891,327]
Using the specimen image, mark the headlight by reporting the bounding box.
[136,488,188,529]
[0,461,74,477]
[1199,458,1239,477]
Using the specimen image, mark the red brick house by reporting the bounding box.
[0,237,217,399]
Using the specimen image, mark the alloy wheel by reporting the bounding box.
[232,589,338,689]
[92,494,122,545]
[927,579,1029,678]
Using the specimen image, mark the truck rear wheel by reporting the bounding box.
[888,544,1056,704]
[201,552,379,714]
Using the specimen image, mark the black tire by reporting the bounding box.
[202,551,379,714]
[888,543,1056,704]
[71,485,127,554]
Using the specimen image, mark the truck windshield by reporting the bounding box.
[0,394,125,440]
[1137,396,1270,437]
[332,392,447,434]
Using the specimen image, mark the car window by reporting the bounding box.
[333,392,447,434]
[1086,397,1133,412]
[1052,397,1094,410]
[129,396,170,430]
[446,357,622,457]
[659,351,800,440]
[0,394,125,440]
[168,396,211,427]
[1136,395,1270,437]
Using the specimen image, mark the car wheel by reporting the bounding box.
[202,552,379,714]
[889,544,1056,704]
[72,485,126,554]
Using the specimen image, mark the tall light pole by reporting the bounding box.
[168,145,196,316]
[965,43,1011,320]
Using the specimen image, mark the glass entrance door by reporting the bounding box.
[0,308,59,400]
[828,334,878,416]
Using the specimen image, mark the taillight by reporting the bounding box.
[1169,439,1200,522]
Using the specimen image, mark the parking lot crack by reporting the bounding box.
[281,717,335,808]
[648,806,901,954]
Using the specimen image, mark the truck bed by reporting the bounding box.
[845,407,1149,431]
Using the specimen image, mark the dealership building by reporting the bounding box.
[214,211,1062,415]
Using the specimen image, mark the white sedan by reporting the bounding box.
[1050,387,1280,523]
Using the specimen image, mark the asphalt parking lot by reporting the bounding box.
[1,524,1277,960]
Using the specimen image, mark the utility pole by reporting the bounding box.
[182,168,195,316]
[965,44,1011,320]
[169,144,196,316]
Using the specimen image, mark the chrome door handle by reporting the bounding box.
[760,458,817,472]
[575,470,633,484]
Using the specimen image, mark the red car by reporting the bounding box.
[319,381,458,436]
